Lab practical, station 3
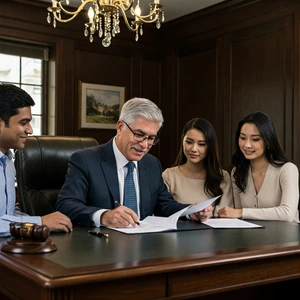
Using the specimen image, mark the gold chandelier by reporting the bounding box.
[47,0,164,47]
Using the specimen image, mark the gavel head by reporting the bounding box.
[9,222,50,241]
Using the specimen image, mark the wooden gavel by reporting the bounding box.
[9,222,50,242]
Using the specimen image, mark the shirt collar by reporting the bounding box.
[0,149,13,161]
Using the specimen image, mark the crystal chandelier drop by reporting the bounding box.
[47,0,165,47]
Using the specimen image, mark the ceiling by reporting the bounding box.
[39,0,226,22]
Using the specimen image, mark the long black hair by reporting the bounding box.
[174,118,223,198]
[232,111,288,192]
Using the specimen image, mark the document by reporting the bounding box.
[203,218,263,228]
[106,196,220,234]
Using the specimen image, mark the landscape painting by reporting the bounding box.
[79,82,125,129]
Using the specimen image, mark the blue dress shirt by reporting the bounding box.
[0,150,41,237]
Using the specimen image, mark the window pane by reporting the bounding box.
[0,41,46,135]
[0,54,20,82]
[31,116,41,136]
[21,58,42,85]
[21,85,42,114]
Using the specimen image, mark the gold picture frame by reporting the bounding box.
[79,81,125,129]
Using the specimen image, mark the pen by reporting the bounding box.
[88,230,109,238]
[115,201,142,227]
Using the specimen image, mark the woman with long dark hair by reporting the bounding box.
[218,111,299,222]
[162,118,233,216]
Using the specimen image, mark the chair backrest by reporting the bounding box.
[14,135,99,216]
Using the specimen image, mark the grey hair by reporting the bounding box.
[119,97,164,128]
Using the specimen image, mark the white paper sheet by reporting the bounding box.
[203,218,263,228]
[180,195,221,216]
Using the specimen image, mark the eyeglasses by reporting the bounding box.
[123,121,160,145]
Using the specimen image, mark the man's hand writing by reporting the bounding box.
[101,206,140,228]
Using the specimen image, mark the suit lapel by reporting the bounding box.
[100,140,120,204]
[138,159,150,219]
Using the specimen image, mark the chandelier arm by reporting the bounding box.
[52,11,78,22]
[118,7,138,32]
[113,0,132,11]
[57,0,94,16]
[135,14,160,23]
[129,6,161,20]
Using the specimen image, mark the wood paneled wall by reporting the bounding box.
[161,0,300,171]
[1,0,300,172]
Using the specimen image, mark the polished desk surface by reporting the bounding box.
[1,220,300,299]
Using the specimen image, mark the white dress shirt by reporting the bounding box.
[92,137,140,226]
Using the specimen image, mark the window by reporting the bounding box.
[0,41,49,135]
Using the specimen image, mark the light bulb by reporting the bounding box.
[135,4,141,16]
[88,7,94,23]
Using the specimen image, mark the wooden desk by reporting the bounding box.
[1,220,300,300]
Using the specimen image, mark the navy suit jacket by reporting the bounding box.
[56,139,188,227]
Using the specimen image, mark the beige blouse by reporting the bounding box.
[231,162,299,223]
[162,166,233,217]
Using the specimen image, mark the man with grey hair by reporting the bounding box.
[56,98,212,228]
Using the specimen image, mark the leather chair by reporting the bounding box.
[14,136,99,216]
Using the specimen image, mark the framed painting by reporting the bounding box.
[79,81,125,129]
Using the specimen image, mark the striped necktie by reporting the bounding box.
[123,162,138,214]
